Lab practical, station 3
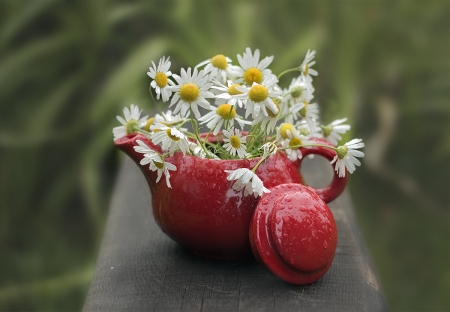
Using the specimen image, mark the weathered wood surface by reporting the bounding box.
[84,156,389,312]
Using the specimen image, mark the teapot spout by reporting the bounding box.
[114,133,162,172]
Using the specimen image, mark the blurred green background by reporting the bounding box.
[0,0,448,311]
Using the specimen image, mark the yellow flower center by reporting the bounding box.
[227,84,242,95]
[166,129,180,141]
[279,123,293,139]
[303,63,309,76]
[299,101,309,118]
[179,83,200,103]
[244,67,263,85]
[267,99,280,118]
[144,117,155,131]
[289,137,302,150]
[216,104,236,120]
[291,86,303,98]
[155,72,168,88]
[248,84,268,103]
[125,119,139,134]
[154,161,165,169]
[210,54,228,70]
[230,135,241,149]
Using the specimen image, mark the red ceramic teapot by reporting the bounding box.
[115,133,346,263]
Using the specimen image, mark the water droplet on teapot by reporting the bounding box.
[285,197,292,202]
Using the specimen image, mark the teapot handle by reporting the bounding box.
[297,138,347,203]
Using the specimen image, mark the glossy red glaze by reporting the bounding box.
[249,184,338,285]
[115,133,344,259]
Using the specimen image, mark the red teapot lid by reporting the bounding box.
[249,183,338,285]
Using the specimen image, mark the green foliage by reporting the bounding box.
[0,0,448,310]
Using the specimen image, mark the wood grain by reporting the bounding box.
[83,156,389,311]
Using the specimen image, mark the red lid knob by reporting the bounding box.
[249,184,338,285]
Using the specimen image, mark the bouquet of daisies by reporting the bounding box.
[113,48,364,196]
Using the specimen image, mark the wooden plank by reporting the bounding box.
[83,156,389,311]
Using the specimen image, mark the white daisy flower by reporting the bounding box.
[150,125,190,156]
[188,142,206,158]
[223,128,247,159]
[149,157,177,188]
[281,128,314,161]
[143,110,187,133]
[285,76,314,108]
[300,49,318,83]
[113,104,148,140]
[147,110,187,133]
[142,117,155,132]
[322,118,351,146]
[330,138,365,177]
[154,110,184,125]
[290,101,319,131]
[277,123,295,141]
[133,139,176,188]
[235,47,276,86]
[188,141,204,158]
[295,119,321,138]
[147,56,174,102]
[199,104,249,135]
[235,75,282,118]
[225,168,270,198]
[133,139,159,158]
[280,95,295,124]
[251,98,280,132]
[278,121,318,142]
[212,80,246,108]
[260,141,278,158]
[195,54,236,83]
[166,67,214,119]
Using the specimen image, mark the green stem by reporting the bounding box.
[148,87,164,115]
[263,123,269,143]
[184,131,198,140]
[252,155,267,173]
[176,119,190,129]
[136,128,151,136]
[277,67,301,80]
[277,112,292,121]
[279,143,338,151]
[189,108,211,158]
[204,127,214,143]
[161,151,171,158]
[224,105,235,130]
